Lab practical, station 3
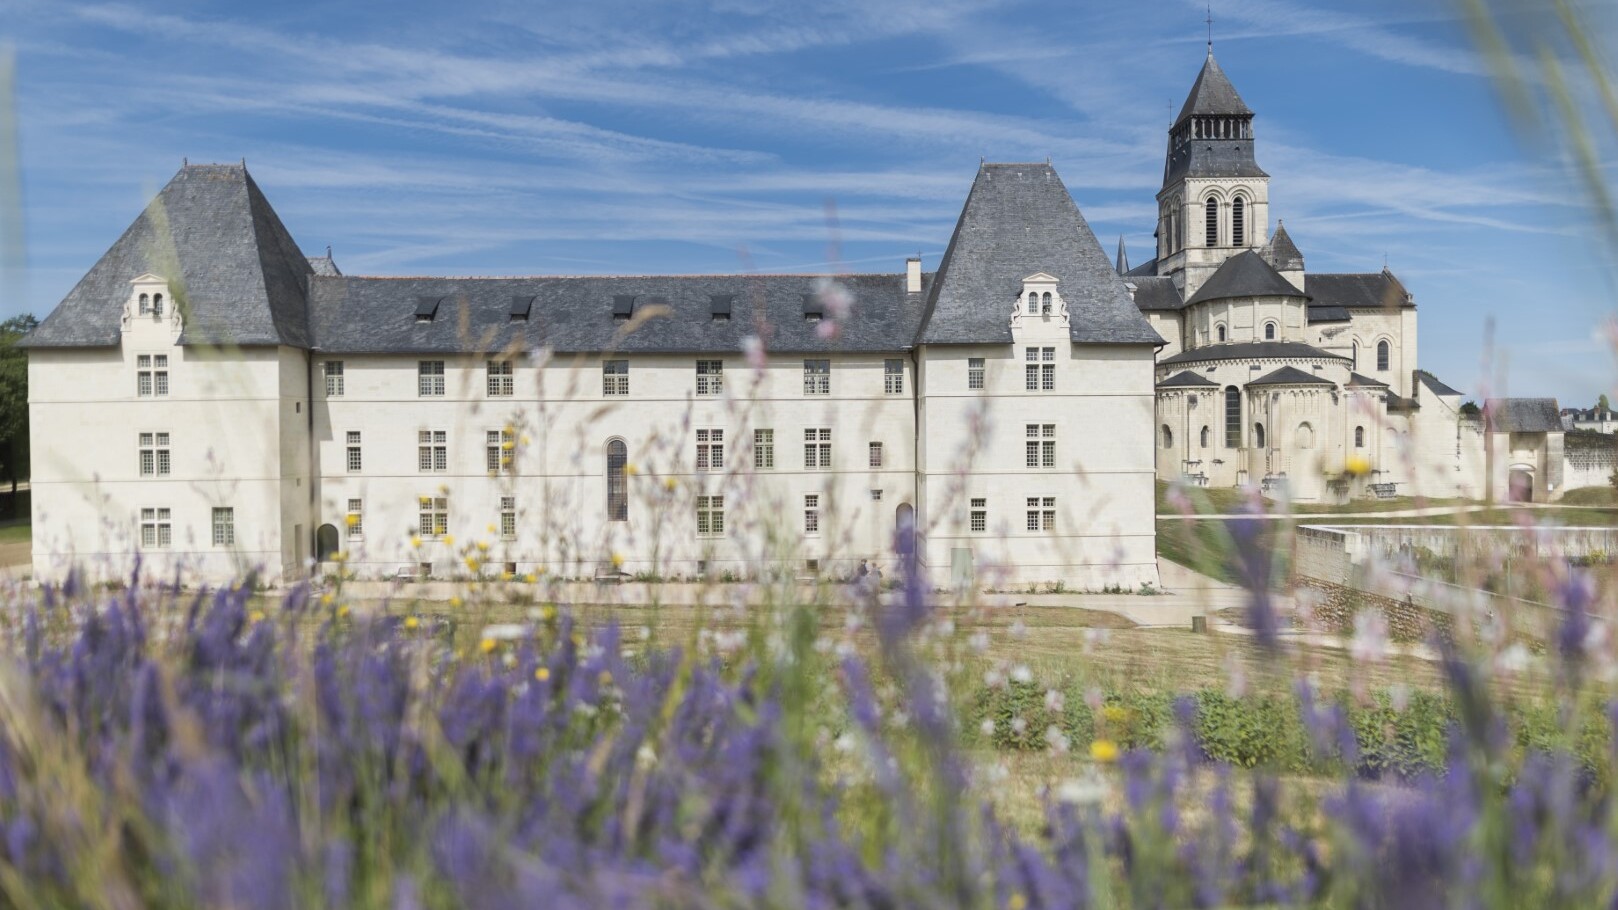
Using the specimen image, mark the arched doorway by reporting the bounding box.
[316,523,340,561]
[1508,467,1534,503]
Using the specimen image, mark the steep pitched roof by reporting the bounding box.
[1306,271,1413,311]
[1184,251,1309,306]
[1346,372,1389,388]
[308,251,342,277]
[1414,370,1461,398]
[25,164,314,348]
[1248,365,1334,387]
[1115,236,1130,275]
[1175,51,1254,122]
[307,273,928,355]
[1157,369,1219,388]
[1158,340,1347,367]
[1262,222,1304,272]
[1486,398,1562,433]
[1130,276,1182,312]
[917,163,1161,346]
[1125,257,1159,278]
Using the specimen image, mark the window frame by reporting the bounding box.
[868,441,883,468]
[803,428,831,470]
[138,431,171,477]
[606,440,628,521]
[500,496,517,540]
[884,359,904,395]
[803,494,820,536]
[696,360,724,397]
[324,360,345,396]
[418,429,448,473]
[602,359,629,396]
[803,359,831,395]
[968,358,985,390]
[486,429,515,475]
[139,506,172,549]
[345,431,362,473]
[753,429,774,470]
[212,507,235,547]
[696,495,725,537]
[696,428,724,472]
[418,496,449,538]
[486,359,514,397]
[346,498,364,539]
[970,498,987,533]
[417,360,446,397]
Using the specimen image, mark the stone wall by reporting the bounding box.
[1564,429,1618,492]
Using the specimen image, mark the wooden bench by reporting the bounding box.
[1369,483,1398,499]
[393,564,420,582]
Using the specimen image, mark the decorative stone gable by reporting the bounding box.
[1012,272,1069,329]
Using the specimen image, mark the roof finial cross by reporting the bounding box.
[1206,2,1214,52]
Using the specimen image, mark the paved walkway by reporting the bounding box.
[1160,502,1616,522]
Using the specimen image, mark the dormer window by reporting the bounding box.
[612,295,635,323]
[152,293,164,316]
[1041,292,1052,315]
[414,297,441,323]
[710,295,734,322]
[129,274,174,324]
[139,294,151,316]
[509,295,534,322]
[1027,292,1038,314]
[802,293,824,323]
[1018,273,1062,322]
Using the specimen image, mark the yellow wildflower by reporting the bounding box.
[501,440,515,450]
[410,535,422,549]
[663,476,678,492]
[331,551,346,563]
[443,534,455,547]
[249,609,266,624]
[486,524,497,534]
[336,605,351,619]
[1102,705,1128,724]
[623,462,639,476]
[598,670,613,686]
[519,434,531,446]
[1090,739,1120,763]
[479,638,497,654]
[500,571,514,582]
[476,540,489,552]
[320,592,334,606]
[404,616,420,630]
[535,666,551,682]
[610,552,625,569]
[449,596,463,608]
[465,556,481,572]
[345,513,360,527]
[524,573,538,584]
[1008,894,1027,910]
[1345,455,1372,477]
[540,604,557,622]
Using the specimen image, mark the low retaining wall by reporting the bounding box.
[1294,524,1584,639]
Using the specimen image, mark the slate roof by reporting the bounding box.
[1306,303,1352,324]
[307,274,929,355]
[25,164,313,348]
[1262,223,1304,272]
[1184,251,1308,306]
[1175,51,1254,123]
[917,163,1161,346]
[1486,398,1563,433]
[308,251,342,277]
[1248,365,1335,387]
[1158,340,1348,367]
[1414,370,1461,397]
[1346,372,1389,388]
[1125,257,1159,278]
[1157,369,1219,388]
[1306,271,1413,311]
[1130,276,1183,312]
[1385,393,1420,412]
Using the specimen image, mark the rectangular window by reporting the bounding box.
[696,495,725,536]
[968,358,985,390]
[1025,348,1039,391]
[1027,497,1055,531]
[871,489,883,501]
[884,359,904,394]
[486,360,514,397]
[486,429,515,475]
[696,429,724,471]
[136,354,169,397]
[500,496,517,539]
[1025,424,1055,468]
[970,498,987,533]
[602,360,629,395]
[346,431,362,473]
[212,507,235,546]
[346,498,364,539]
[803,360,830,395]
[1042,347,1055,391]
[418,496,449,538]
[696,360,724,396]
[325,361,345,397]
[754,429,774,470]
[418,361,445,396]
[138,432,171,477]
[804,428,831,469]
[804,494,820,535]
[418,430,447,472]
[868,441,883,468]
[139,507,172,548]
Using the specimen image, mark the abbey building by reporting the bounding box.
[22,50,1508,587]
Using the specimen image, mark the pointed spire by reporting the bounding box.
[1115,235,1130,275]
[1174,51,1253,125]
[1262,220,1304,272]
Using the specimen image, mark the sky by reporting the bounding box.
[2,0,1615,401]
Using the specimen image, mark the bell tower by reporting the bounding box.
[1155,50,1270,299]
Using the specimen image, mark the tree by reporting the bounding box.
[0,314,36,513]
[1460,400,1482,418]
[1601,394,1611,413]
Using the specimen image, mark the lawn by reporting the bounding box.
[0,521,30,544]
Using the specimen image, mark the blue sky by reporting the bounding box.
[2,0,1614,401]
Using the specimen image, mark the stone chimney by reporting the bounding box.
[905,256,922,294]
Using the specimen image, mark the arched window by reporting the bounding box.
[1200,425,1210,448]
[1264,321,1276,340]
[1161,425,1173,448]
[1041,292,1052,315]
[1224,386,1241,448]
[1216,324,1227,343]
[1232,197,1246,246]
[152,293,164,316]
[1173,197,1184,250]
[1254,423,1266,449]
[606,440,628,521]
[1354,426,1365,448]
[138,293,150,315]
[1296,422,1315,449]
[1351,341,1359,370]
[1377,340,1390,371]
[1027,292,1038,313]
[1205,197,1219,246]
